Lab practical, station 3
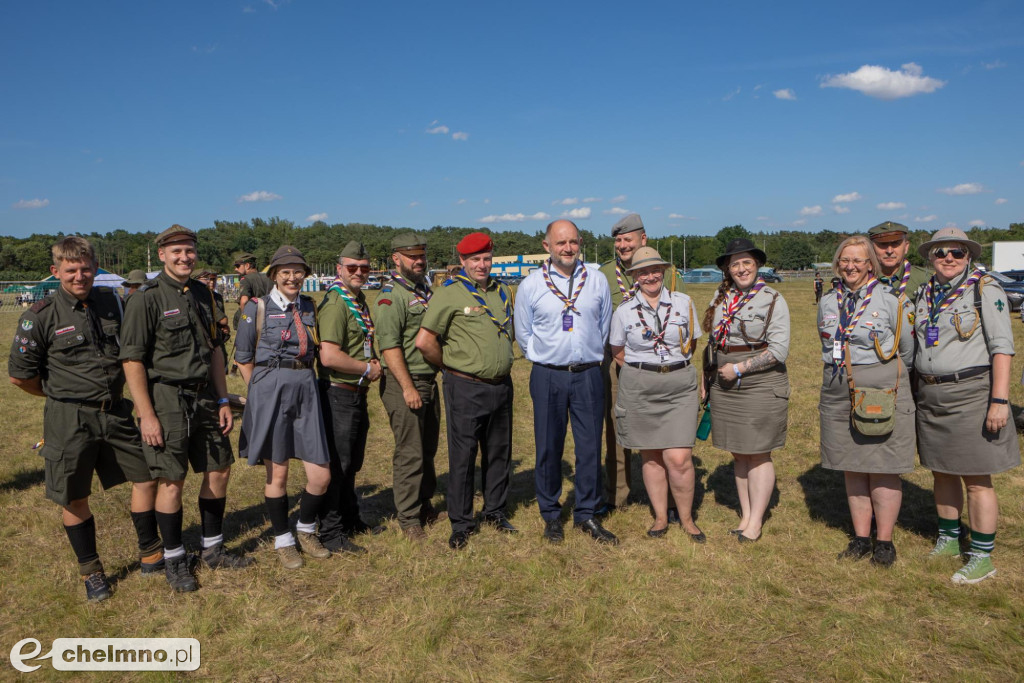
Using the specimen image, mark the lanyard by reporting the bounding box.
[542,260,587,314]
[836,279,877,346]
[712,279,765,346]
[924,268,983,324]
[389,271,431,308]
[615,260,639,302]
[328,278,374,338]
[455,271,511,338]
[879,260,912,297]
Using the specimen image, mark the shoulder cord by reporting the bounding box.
[872,297,902,361]
[737,291,779,343]
[952,277,983,341]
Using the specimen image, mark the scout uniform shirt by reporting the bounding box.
[239,270,272,303]
[609,289,701,364]
[710,284,791,363]
[913,269,1015,376]
[119,270,223,384]
[421,275,514,380]
[375,276,436,376]
[877,260,930,302]
[317,282,375,386]
[9,286,125,401]
[818,281,913,368]
[600,260,683,311]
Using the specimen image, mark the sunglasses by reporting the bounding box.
[344,264,371,274]
[934,248,967,259]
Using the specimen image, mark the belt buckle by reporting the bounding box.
[658,365,669,374]
[567,364,580,373]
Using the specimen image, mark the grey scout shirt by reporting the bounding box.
[818,282,913,368]
[234,288,317,367]
[913,270,1015,375]
[709,285,791,363]
[610,289,702,364]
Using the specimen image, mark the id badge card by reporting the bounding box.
[926,325,940,347]
[832,340,843,361]
[363,339,373,358]
[657,345,669,359]
[562,313,573,332]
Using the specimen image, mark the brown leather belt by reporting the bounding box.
[720,342,767,353]
[445,369,509,385]
[918,366,988,385]
[329,381,369,395]
[256,359,312,370]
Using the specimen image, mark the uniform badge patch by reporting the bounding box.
[268,314,287,319]
[995,299,1004,312]
[55,325,75,336]
[378,299,392,306]
[21,320,33,331]
[242,315,252,323]
[18,346,26,353]
[163,309,180,317]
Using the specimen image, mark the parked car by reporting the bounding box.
[758,267,783,283]
[989,272,1024,311]
[361,275,383,290]
[682,267,723,284]
[997,269,1024,282]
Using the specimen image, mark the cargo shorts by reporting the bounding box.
[143,382,234,481]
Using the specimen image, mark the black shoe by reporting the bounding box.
[483,514,518,534]
[140,550,165,575]
[164,555,198,593]
[594,502,616,519]
[737,532,760,544]
[83,571,112,602]
[837,537,872,561]
[448,530,470,550]
[647,525,669,539]
[667,508,680,525]
[575,519,619,545]
[870,541,896,568]
[200,542,253,569]
[344,519,387,536]
[729,528,744,537]
[688,530,707,544]
[543,519,564,544]
[321,534,367,555]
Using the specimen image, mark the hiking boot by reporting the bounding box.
[277,544,304,570]
[201,542,253,569]
[321,534,367,555]
[402,525,428,543]
[837,537,872,561]
[951,554,997,585]
[164,555,198,592]
[140,549,165,575]
[929,535,963,558]
[83,571,112,602]
[870,541,897,568]
[296,531,331,559]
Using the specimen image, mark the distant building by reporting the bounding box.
[490,254,547,279]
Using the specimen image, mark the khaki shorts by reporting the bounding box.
[40,398,151,506]
[143,383,234,481]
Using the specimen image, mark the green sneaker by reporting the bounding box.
[951,554,996,585]
[928,535,962,558]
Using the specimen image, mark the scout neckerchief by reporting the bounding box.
[635,292,672,355]
[615,259,640,303]
[328,277,374,340]
[712,278,765,347]
[542,259,587,314]
[831,279,878,372]
[454,269,511,338]
[878,260,912,298]
[389,271,432,308]
[923,266,984,346]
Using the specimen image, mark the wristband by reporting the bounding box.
[989,397,1008,405]
[217,397,230,406]
[733,364,742,378]
[362,363,371,378]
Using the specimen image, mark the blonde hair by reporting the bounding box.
[832,235,880,279]
[51,236,96,267]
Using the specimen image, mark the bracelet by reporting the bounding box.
[361,363,371,377]
[733,363,742,378]
[217,397,230,406]
[989,397,1008,405]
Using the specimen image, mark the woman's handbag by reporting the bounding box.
[844,344,900,437]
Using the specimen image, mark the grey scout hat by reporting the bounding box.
[339,240,369,261]
[611,213,644,237]
[917,227,983,261]
[626,246,671,273]
[268,245,311,277]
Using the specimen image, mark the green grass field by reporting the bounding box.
[1,281,1022,680]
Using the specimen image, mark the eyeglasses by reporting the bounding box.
[934,247,967,259]
[344,265,371,274]
[728,259,757,272]
[838,257,869,266]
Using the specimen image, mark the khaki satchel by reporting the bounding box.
[843,303,901,437]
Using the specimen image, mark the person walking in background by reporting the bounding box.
[814,271,824,305]
[122,269,148,303]
[515,220,615,545]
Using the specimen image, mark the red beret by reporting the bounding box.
[457,231,494,256]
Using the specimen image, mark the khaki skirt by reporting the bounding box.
[615,363,699,450]
[709,348,789,454]
[916,370,1021,475]
[819,360,916,474]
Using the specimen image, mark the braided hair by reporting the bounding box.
[702,271,736,335]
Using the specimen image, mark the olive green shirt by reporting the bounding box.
[119,270,223,385]
[374,277,436,376]
[878,261,930,302]
[239,270,272,301]
[599,260,684,311]
[420,276,514,379]
[318,286,375,385]
[9,286,126,401]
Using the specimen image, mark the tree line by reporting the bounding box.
[1,217,1022,281]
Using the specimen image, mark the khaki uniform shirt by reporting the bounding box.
[420,276,515,380]
[119,270,223,384]
[610,289,702,364]
[375,277,435,376]
[9,286,125,401]
[913,271,1015,375]
[818,282,913,367]
[239,271,272,301]
[318,286,375,385]
[709,285,791,363]
[599,260,684,311]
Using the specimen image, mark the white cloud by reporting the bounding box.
[306,212,328,222]
[668,213,697,220]
[938,182,986,196]
[821,62,945,100]
[12,198,49,209]
[983,59,1006,70]
[561,207,592,219]
[237,190,281,203]
[722,86,741,101]
[969,219,985,227]
[876,201,906,210]
[834,205,851,214]
[425,121,449,135]
[456,199,467,205]
[409,201,419,207]
[582,197,601,203]
[832,191,862,203]
[773,89,797,101]
[793,219,807,227]
[995,198,1008,205]
[915,215,939,223]
[452,131,469,141]
[799,205,823,216]
[609,194,627,203]
[553,197,579,206]
[479,212,550,223]
[604,207,630,216]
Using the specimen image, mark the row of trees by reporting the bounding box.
[2,218,1022,280]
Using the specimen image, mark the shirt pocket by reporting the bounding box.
[160,313,192,349]
[737,312,767,340]
[51,330,88,364]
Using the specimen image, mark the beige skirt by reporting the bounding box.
[819,360,916,474]
[615,363,698,449]
[709,348,789,454]
[916,370,1021,475]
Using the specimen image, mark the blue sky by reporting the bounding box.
[1,1,1022,239]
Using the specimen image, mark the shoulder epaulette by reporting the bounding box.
[600,259,615,267]
[29,298,52,313]
[139,279,159,292]
[381,284,394,293]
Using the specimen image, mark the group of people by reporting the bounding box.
[7,216,1019,603]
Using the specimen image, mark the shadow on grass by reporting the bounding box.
[796,464,936,539]
[0,467,45,494]
[706,460,781,524]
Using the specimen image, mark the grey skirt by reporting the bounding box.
[239,366,331,466]
[916,371,1021,475]
[819,360,916,474]
[709,348,789,454]
[615,363,699,450]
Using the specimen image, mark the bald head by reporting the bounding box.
[543,220,581,275]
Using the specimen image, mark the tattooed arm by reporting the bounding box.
[718,348,779,381]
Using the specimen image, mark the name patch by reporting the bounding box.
[163,309,181,317]
[55,325,76,336]
[268,314,287,319]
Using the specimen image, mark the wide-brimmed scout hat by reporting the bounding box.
[122,269,148,287]
[625,247,671,273]
[267,245,310,278]
[716,238,766,270]
[233,252,257,267]
[917,227,982,261]
[194,270,218,281]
